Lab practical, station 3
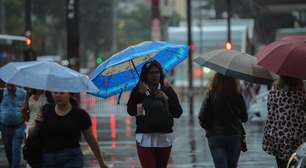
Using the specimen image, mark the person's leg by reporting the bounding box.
[136,143,156,168]
[1,126,14,166]
[11,125,25,168]
[155,146,172,168]
[60,148,84,168]
[42,153,58,168]
[276,157,288,168]
[225,135,241,168]
[208,136,228,168]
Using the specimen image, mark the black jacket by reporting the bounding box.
[198,90,248,137]
[127,86,183,133]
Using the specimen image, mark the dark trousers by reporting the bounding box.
[0,124,25,168]
[136,143,172,168]
[208,135,241,168]
[276,157,288,168]
[42,148,83,168]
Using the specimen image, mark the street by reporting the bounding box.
[0,95,276,168]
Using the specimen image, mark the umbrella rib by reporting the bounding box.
[275,45,300,74]
[164,48,186,57]
[258,42,288,65]
[129,60,139,83]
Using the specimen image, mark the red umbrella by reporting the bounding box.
[280,35,306,41]
[257,36,306,79]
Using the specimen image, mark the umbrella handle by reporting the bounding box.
[130,60,140,77]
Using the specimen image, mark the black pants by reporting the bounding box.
[276,157,287,168]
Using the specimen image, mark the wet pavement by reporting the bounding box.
[0,95,276,168]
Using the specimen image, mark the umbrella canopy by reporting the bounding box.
[257,35,306,79]
[0,61,98,93]
[90,41,188,98]
[194,49,276,84]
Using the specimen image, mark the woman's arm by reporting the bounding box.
[198,91,212,129]
[166,87,183,118]
[239,94,248,123]
[127,87,143,116]
[82,127,108,168]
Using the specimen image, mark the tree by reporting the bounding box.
[3,0,24,35]
[79,0,114,64]
[116,4,151,51]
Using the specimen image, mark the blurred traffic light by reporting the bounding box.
[25,37,32,47]
[96,57,103,65]
[189,41,196,53]
[225,41,232,50]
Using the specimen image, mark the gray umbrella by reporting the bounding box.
[0,61,99,93]
[194,49,277,84]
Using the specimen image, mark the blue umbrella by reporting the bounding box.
[90,41,188,98]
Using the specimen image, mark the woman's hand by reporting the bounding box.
[138,82,149,94]
[154,90,168,101]
[35,112,44,122]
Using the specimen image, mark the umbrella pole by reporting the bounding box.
[130,60,140,77]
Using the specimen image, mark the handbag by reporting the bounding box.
[23,122,43,167]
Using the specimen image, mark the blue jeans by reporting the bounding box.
[208,135,241,168]
[0,123,25,168]
[42,148,84,168]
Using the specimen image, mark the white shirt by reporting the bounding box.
[136,133,175,147]
[28,94,47,127]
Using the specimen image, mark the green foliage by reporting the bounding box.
[79,0,113,59]
[116,4,151,51]
[3,0,24,35]
[1,0,171,65]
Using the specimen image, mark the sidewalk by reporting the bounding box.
[0,95,276,167]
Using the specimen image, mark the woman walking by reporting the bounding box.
[198,73,248,168]
[127,60,183,168]
[25,89,53,137]
[262,75,306,168]
[31,92,108,168]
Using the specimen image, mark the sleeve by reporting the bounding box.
[165,87,183,118]
[79,109,92,130]
[127,87,143,116]
[239,94,248,123]
[198,91,212,129]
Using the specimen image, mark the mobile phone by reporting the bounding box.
[142,82,150,96]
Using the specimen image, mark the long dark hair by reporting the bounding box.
[45,91,54,104]
[210,73,240,96]
[138,60,165,88]
[277,75,303,91]
[69,93,80,110]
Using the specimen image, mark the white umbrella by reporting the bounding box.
[0,61,98,93]
[194,49,277,84]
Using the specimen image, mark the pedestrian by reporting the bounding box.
[198,73,248,168]
[241,81,256,111]
[24,89,53,137]
[0,83,27,168]
[127,60,183,168]
[262,75,306,168]
[30,92,108,168]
